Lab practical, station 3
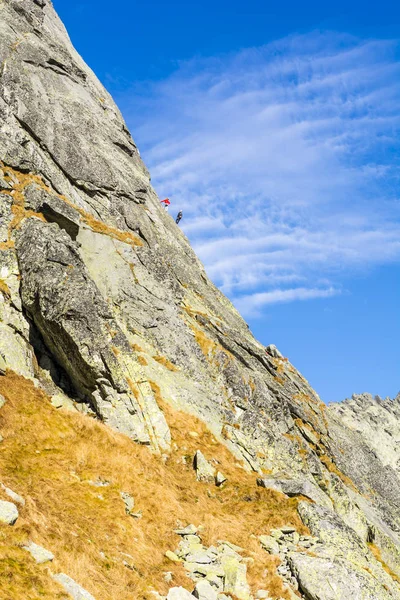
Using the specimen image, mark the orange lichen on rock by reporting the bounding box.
[368,543,400,584]
[0,162,143,248]
[153,355,178,371]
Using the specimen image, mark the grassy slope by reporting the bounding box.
[0,371,307,600]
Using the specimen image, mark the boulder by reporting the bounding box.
[53,574,96,600]
[221,555,251,600]
[215,472,227,487]
[194,451,215,483]
[174,524,198,535]
[165,551,182,563]
[257,478,332,508]
[23,541,54,564]
[0,500,18,525]
[289,552,394,600]
[193,580,218,600]
[258,535,280,555]
[166,587,194,600]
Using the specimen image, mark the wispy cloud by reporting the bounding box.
[121,32,400,316]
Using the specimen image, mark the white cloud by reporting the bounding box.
[235,287,339,317]
[122,32,400,315]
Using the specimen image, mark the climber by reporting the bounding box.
[160,198,170,211]
[176,210,183,225]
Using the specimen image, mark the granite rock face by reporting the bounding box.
[1,2,400,598]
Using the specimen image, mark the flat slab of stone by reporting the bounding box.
[0,500,18,525]
[23,541,54,564]
[257,478,332,508]
[1,483,25,506]
[166,587,194,600]
[174,524,198,535]
[53,574,96,600]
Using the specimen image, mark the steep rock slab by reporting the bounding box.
[16,217,170,451]
[0,0,332,480]
[296,502,400,598]
[329,393,400,474]
[289,553,396,600]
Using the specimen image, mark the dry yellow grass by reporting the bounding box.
[368,543,400,584]
[153,355,178,372]
[0,278,11,299]
[0,371,307,599]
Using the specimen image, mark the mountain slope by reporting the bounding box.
[0,1,400,599]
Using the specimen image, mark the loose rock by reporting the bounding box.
[53,574,96,600]
[23,541,54,564]
[215,471,227,487]
[0,500,18,525]
[1,483,25,506]
[194,451,215,483]
[193,580,218,600]
[166,587,194,600]
[120,491,135,514]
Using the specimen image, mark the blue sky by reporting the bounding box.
[53,0,400,403]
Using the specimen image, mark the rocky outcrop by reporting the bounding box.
[1,1,400,599]
[0,499,18,525]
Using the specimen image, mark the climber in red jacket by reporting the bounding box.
[160,198,170,211]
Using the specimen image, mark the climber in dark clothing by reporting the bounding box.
[176,210,183,225]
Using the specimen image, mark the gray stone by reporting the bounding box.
[23,541,54,564]
[257,478,332,508]
[120,491,135,514]
[51,393,77,412]
[0,483,25,506]
[258,535,280,555]
[255,591,270,599]
[215,471,227,486]
[165,551,182,563]
[0,394,6,409]
[221,555,251,600]
[185,552,212,564]
[174,524,198,535]
[280,526,297,534]
[193,580,218,600]
[0,176,10,191]
[289,553,395,600]
[166,588,194,600]
[0,356,6,376]
[53,574,96,600]
[0,500,18,525]
[194,450,215,483]
[265,344,283,358]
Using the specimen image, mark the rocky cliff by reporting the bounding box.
[0,2,400,599]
